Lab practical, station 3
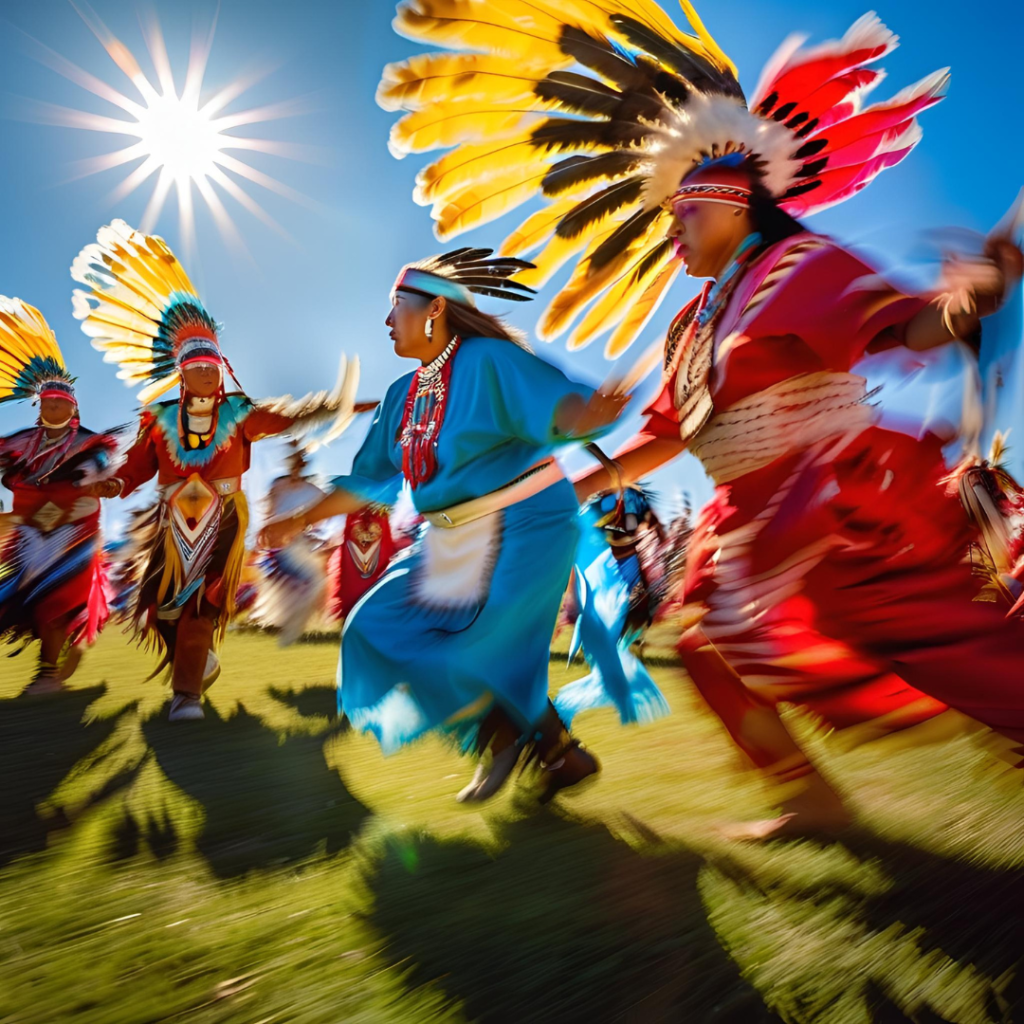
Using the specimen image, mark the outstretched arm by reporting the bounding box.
[259,486,367,548]
[903,237,1024,352]
[573,434,688,504]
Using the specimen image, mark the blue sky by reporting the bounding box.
[1,0,1022,529]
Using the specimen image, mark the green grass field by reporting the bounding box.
[1,628,1022,1024]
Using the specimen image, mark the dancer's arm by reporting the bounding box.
[903,237,1024,352]
[86,416,158,498]
[259,486,367,549]
[573,434,687,504]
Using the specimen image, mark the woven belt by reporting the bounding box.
[422,458,563,529]
[690,372,876,484]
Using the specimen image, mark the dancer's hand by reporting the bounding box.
[259,515,304,550]
[937,237,1024,331]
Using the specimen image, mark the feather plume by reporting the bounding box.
[0,297,74,405]
[380,0,945,354]
[258,355,361,452]
[605,259,683,358]
[71,219,220,403]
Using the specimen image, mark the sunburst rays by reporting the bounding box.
[18,1,316,261]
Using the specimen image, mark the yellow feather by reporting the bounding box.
[567,241,675,350]
[137,375,180,406]
[416,137,545,205]
[394,0,568,64]
[390,106,542,158]
[434,170,550,239]
[675,0,738,77]
[605,259,682,358]
[538,209,658,339]
[378,54,552,113]
[513,222,617,289]
[499,195,590,257]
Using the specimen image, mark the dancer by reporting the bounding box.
[378,1,1024,835]
[0,297,123,692]
[251,444,332,644]
[326,507,405,622]
[261,248,628,802]
[74,220,359,721]
[555,484,672,729]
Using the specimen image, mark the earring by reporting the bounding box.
[425,317,434,341]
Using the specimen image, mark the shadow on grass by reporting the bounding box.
[142,700,368,877]
[366,808,782,1024]
[269,682,347,727]
[0,685,134,867]
[713,829,1024,1022]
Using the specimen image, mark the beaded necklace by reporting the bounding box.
[398,335,460,489]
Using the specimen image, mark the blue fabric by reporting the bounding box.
[334,337,606,753]
[331,336,599,512]
[554,506,670,727]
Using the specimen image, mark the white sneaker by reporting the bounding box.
[168,693,205,722]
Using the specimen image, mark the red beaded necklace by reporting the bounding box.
[398,335,460,489]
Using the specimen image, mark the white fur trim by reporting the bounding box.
[640,94,802,210]
[412,511,502,609]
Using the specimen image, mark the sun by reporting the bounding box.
[134,90,223,186]
[20,1,313,259]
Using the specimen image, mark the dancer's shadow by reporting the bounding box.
[711,829,1024,1022]
[366,808,782,1024]
[268,683,348,731]
[0,685,134,867]
[142,700,368,878]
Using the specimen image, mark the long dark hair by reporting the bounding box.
[749,173,807,247]
[404,289,532,350]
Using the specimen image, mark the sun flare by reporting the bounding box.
[22,1,312,259]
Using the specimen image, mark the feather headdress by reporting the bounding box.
[394,246,538,306]
[71,220,227,405]
[380,1,948,356]
[0,297,76,407]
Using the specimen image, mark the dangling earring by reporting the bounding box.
[425,317,434,341]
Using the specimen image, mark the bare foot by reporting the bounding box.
[715,774,853,841]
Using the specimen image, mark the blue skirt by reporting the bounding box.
[338,479,579,753]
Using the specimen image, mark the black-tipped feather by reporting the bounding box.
[557,26,648,92]
[589,207,663,269]
[610,15,742,98]
[405,248,538,303]
[531,118,652,154]
[556,178,645,239]
[542,151,645,196]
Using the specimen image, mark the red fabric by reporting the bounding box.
[117,399,294,496]
[327,509,403,620]
[668,236,1024,750]
[399,340,460,489]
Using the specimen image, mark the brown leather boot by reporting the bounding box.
[531,704,601,804]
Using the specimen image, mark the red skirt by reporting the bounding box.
[682,426,1024,747]
[0,524,110,647]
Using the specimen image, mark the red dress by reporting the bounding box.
[0,425,115,647]
[327,509,406,620]
[644,233,1024,762]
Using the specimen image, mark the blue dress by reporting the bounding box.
[331,336,604,753]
